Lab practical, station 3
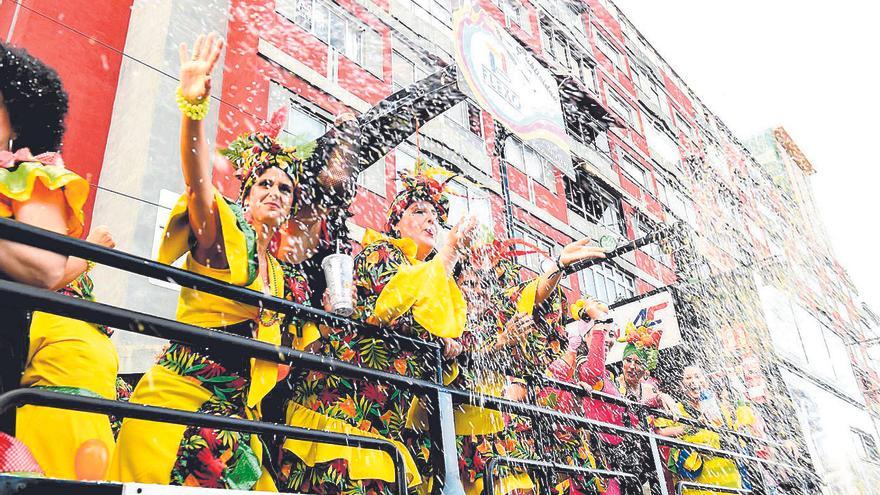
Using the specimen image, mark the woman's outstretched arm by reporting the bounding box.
[177,33,225,266]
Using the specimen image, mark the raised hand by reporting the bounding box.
[498,312,536,348]
[441,337,463,360]
[564,319,590,354]
[178,33,224,104]
[439,216,478,274]
[447,216,478,253]
[558,238,606,270]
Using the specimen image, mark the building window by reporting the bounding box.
[510,224,557,274]
[447,179,493,229]
[618,150,649,189]
[284,100,329,142]
[633,214,666,263]
[654,177,668,205]
[853,428,880,462]
[494,0,531,32]
[674,110,695,141]
[564,170,625,236]
[392,49,429,92]
[566,117,605,146]
[651,85,671,119]
[540,24,593,89]
[563,3,586,35]
[410,0,452,25]
[446,101,484,139]
[580,262,634,303]
[504,135,556,190]
[594,31,621,68]
[645,120,680,170]
[394,144,420,193]
[605,88,635,127]
[278,0,382,76]
[392,51,415,91]
[581,62,597,93]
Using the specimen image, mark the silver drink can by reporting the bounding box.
[322,253,355,316]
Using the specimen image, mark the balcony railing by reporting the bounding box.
[0,217,820,495]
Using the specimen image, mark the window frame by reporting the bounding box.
[617,149,649,189]
[446,177,494,230]
[605,87,635,127]
[494,0,531,33]
[594,30,622,68]
[632,213,668,265]
[579,261,635,303]
[674,110,695,141]
[510,223,557,275]
[446,101,484,141]
[410,0,453,26]
[564,171,625,236]
[504,135,556,192]
[277,0,383,77]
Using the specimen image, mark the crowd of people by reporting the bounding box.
[0,34,776,494]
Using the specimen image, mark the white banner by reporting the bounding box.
[605,290,682,364]
[452,1,573,176]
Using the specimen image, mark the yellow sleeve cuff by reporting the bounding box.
[373,257,466,339]
[158,188,252,286]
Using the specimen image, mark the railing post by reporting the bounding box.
[0,305,29,435]
[647,435,671,495]
[425,389,466,495]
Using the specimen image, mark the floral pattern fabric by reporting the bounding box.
[281,240,439,494]
[110,377,133,439]
[452,259,570,494]
[492,260,565,379]
[158,254,310,490]
[162,343,257,489]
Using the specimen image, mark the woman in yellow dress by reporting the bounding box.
[276,165,474,494]
[655,365,744,495]
[0,42,121,481]
[110,33,313,490]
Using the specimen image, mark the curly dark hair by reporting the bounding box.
[0,42,68,154]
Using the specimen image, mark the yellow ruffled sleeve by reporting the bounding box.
[158,188,255,287]
[372,257,467,339]
[283,401,422,487]
[0,162,89,237]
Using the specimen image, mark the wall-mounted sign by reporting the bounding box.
[453,1,573,176]
[606,290,682,363]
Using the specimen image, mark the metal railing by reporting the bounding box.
[0,217,820,495]
[484,457,636,495]
[0,388,408,494]
[676,482,752,495]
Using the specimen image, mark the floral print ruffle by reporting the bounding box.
[282,240,439,494]
[159,343,258,489]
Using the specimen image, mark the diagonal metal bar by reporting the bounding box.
[0,279,439,394]
[529,375,781,448]
[560,222,681,276]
